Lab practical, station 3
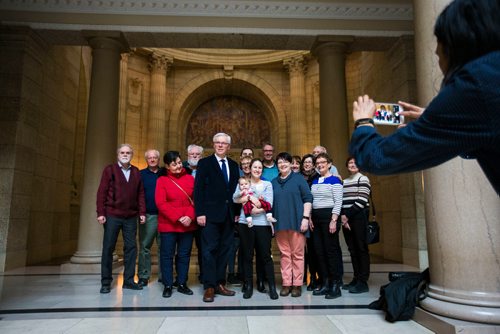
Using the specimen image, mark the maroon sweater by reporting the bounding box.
[96,163,146,218]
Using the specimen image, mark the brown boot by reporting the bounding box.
[291,286,302,297]
[280,286,291,296]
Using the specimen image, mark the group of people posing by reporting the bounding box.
[96,134,372,303]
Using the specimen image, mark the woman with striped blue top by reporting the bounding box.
[309,153,344,299]
[341,157,371,294]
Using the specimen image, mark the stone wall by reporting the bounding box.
[0,27,88,269]
[345,36,427,267]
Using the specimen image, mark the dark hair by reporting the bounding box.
[292,155,302,164]
[302,153,315,162]
[163,151,181,165]
[345,156,356,167]
[314,152,332,164]
[240,147,254,156]
[434,0,500,84]
[250,158,263,168]
[276,152,292,163]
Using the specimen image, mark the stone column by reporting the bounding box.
[117,53,130,144]
[413,0,500,326]
[62,34,128,272]
[284,56,308,156]
[146,53,171,154]
[313,42,349,175]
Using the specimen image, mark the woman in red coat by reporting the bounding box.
[155,151,197,298]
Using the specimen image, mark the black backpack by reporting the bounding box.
[368,268,429,322]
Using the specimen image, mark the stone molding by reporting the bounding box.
[0,1,413,21]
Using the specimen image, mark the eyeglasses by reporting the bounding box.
[214,141,229,146]
[315,160,329,165]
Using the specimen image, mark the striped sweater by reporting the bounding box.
[341,172,371,219]
[311,175,343,215]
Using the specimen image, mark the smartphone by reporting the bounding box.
[373,102,404,126]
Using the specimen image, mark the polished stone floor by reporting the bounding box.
[0,263,434,333]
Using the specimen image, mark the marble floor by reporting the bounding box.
[0,263,434,334]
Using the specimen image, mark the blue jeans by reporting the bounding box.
[160,232,194,287]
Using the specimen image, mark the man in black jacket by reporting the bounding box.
[194,133,240,302]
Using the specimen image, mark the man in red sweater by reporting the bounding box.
[96,144,146,294]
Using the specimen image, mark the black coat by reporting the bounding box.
[193,154,239,222]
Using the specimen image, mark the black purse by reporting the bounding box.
[367,187,380,244]
[357,177,380,244]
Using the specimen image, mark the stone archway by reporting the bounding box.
[167,70,286,153]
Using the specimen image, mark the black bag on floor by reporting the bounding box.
[368,268,429,322]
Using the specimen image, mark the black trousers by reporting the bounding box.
[304,230,319,283]
[101,216,138,285]
[200,214,234,289]
[312,208,343,282]
[342,209,370,282]
[238,224,276,287]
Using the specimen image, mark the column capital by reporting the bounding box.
[148,52,173,72]
[312,41,348,58]
[283,55,307,75]
[82,31,129,53]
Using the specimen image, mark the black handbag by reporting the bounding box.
[367,188,380,244]
[357,177,380,244]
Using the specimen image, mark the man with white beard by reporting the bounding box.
[96,144,146,294]
[182,144,204,283]
[183,144,204,178]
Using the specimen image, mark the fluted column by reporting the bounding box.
[146,53,171,154]
[313,42,349,175]
[284,56,308,156]
[413,0,500,325]
[62,34,128,271]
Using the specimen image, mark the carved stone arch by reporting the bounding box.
[167,69,286,152]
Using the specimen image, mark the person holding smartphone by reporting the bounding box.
[349,0,500,196]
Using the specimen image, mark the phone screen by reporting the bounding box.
[374,102,404,126]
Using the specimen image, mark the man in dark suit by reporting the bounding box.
[194,133,240,302]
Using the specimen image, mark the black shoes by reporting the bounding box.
[342,278,357,290]
[122,282,143,290]
[243,283,253,299]
[325,281,342,299]
[163,286,173,298]
[307,279,318,291]
[349,281,369,294]
[256,280,266,293]
[177,284,194,295]
[312,280,329,296]
[227,273,242,286]
[100,285,111,294]
[269,286,279,300]
[138,278,148,287]
[172,280,179,288]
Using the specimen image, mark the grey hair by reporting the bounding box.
[117,143,134,154]
[213,132,231,144]
[144,149,160,159]
[187,144,204,154]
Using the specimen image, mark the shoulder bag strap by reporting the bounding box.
[167,176,194,206]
